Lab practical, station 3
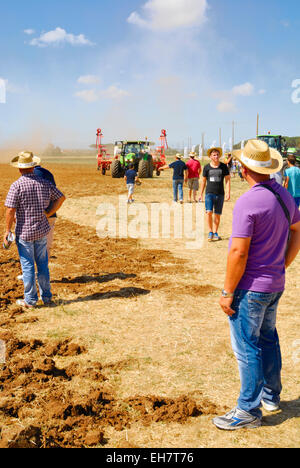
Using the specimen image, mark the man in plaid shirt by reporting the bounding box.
[4,151,65,308]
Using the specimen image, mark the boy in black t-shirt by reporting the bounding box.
[199,148,231,241]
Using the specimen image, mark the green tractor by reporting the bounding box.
[110,140,154,179]
[257,135,300,170]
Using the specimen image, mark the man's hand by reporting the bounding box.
[225,193,230,202]
[219,296,235,317]
[3,231,9,246]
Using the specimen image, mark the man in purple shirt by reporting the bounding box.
[4,151,65,308]
[214,140,300,431]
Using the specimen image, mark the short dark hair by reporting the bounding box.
[129,163,134,169]
[288,155,296,165]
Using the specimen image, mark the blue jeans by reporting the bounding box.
[205,193,225,215]
[16,236,52,306]
[229,289,283,415]
[173,179,184,202]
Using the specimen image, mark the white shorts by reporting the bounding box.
[127,184,135,196]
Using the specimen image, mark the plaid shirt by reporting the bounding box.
[5,173,64,242]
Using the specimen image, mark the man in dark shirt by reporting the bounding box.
[199,147,230,241]
[159,154,187,203]
[4,151,65,308]
[124,164,140,203]
[34,165,57,256]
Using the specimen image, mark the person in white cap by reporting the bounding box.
[214,139,300,431]
[4,151,66,308]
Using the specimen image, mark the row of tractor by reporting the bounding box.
[95,130,300,178]
[96,129,168,178]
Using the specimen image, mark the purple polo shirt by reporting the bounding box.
[230,179,300,293]
[5,173,64,242]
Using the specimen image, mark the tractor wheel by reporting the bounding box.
[102,167,106,176]
[138,159,149,178]
[156,169,161,177]
[111,160,122,178]
[148,156,154,178]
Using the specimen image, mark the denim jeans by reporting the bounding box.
[173,179,184,202]
[16,236,52,306]
[229,289,283,415]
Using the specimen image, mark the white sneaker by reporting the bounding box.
[262,400,279,412]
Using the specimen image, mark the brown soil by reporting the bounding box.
[0,164,224,448]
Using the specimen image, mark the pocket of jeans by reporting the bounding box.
[247,292,266,319]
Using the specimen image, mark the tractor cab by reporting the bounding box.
[257,135,287,156]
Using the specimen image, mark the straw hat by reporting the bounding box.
[11,151,41,169]
[189,152,197,158]
[232,139,283,175]
[175,153,183,159]
[207,147,223,158]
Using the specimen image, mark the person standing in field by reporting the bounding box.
[185,152,201,203]
[124,163,140,203]
[214,139,300,431]
[199,147,231,241]
[4,151,65,308]
[34,164,58,257]
[284,154,300,208]
[159,154,188,204]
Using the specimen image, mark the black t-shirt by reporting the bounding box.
[203,163,229,195]
[169,160,187,180]
[125,169,137,184]
[34,165,57,218]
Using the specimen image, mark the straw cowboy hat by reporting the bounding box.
[175,153,183,159]
[189,151,197,158]
[207,147,223,157]
[11,151,41,169]
[232,139,283,175]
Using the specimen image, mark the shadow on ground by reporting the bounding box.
[52,272,136,284]
[262,398,300,427]
[58,287,150,304]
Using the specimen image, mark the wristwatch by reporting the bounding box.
[221,290,235,298]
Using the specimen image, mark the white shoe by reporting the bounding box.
[17,275,23,281]
[262,400,279,412]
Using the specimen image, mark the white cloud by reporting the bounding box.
[128,0,208,31]
[30,27,94,47]
[217,100,237,113]
[24,29,35,35]
[77,75,100,85]
[281,20,290,28]
[74,89,99,103]
[101,86,130,99]
[75,86,130,102]
[232,82,254,96]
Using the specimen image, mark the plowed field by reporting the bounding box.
[0,163,299,448]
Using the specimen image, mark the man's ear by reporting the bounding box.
[241,165,247,177]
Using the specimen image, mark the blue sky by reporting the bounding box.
[0,0,300,152]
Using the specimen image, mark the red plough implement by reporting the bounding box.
[153,129,168,176]
[96,128,112,175]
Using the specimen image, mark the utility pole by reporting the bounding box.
[202,132,205,160]
[219,128,222,147]
[256,114,259,137]
[232,121,235,151]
